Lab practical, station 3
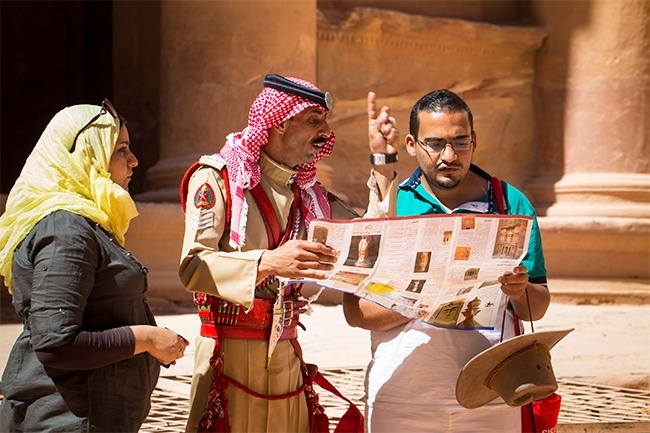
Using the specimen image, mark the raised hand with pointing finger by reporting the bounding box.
[368,91,399,154]
[368,91,399,197]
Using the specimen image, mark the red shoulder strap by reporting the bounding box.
[250,185,283,249]
[180,162,231,228]
[249,183,301,250]
[219,166,231,228]
[179,161,202,213]
[181,159,300,250]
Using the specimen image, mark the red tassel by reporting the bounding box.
[198,342,231,432]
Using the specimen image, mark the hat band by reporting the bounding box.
[484,342,551,388]
[263,74,332,110]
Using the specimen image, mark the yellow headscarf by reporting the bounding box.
[0,104,138,293]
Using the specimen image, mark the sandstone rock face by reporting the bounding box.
[1,2,648,307]
[316,7,547,209]
[125,202,188,307]
[529,0,650,279]
[140,0,319,202]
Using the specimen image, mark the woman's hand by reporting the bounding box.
[131,325,189,366]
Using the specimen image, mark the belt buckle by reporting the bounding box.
[282,300,295,327]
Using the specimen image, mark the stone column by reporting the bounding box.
[528,0,650,278]
[138,0,318,201]
[127,1,318,306]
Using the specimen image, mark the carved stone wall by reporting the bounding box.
[2,1,648,311]
[316,7,546,210]
[127,0,321,304]
[125,203,188,308]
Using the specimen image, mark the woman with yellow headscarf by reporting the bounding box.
[0,101,188,432]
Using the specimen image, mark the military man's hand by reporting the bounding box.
[257,240,339,282]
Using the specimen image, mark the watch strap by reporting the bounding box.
[370,153,399,165]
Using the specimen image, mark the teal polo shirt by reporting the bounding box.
[396,165,547,282]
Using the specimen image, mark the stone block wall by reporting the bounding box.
[1,1,648,313]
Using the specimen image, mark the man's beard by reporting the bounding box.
[424,171,464,190]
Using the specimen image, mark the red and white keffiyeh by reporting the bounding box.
[216,77,335,249]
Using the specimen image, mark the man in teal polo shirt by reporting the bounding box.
[343,89,551,432]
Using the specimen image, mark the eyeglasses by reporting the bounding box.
[414,134,474,154]
[70,99,120,153]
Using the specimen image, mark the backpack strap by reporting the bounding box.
[490,176,507,215]
[493,176,543,431]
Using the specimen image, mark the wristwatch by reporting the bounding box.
[369,153,399,165]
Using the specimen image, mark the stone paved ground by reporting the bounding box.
[2,278,649,390]
[1,278,649,431]
[146,279,650,391]
[299,301,650,391]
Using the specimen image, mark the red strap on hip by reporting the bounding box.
[224,374,307,401]
[290,339,364,433]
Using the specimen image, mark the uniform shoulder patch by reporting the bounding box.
[194,183,216,209]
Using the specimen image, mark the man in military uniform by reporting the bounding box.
[179,74,359,432]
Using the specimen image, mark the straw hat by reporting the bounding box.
[456,328,573,409]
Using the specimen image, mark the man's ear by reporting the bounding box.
[405,134,417,157]
[271,121,287,135]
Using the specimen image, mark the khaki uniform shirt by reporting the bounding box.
[179,151,358,432]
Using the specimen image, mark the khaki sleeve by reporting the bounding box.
[178,166,263,310]
[365,169,398,218]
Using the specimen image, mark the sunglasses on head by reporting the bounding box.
[69,99,122,153]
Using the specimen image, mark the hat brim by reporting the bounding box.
[456,328,574,409]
